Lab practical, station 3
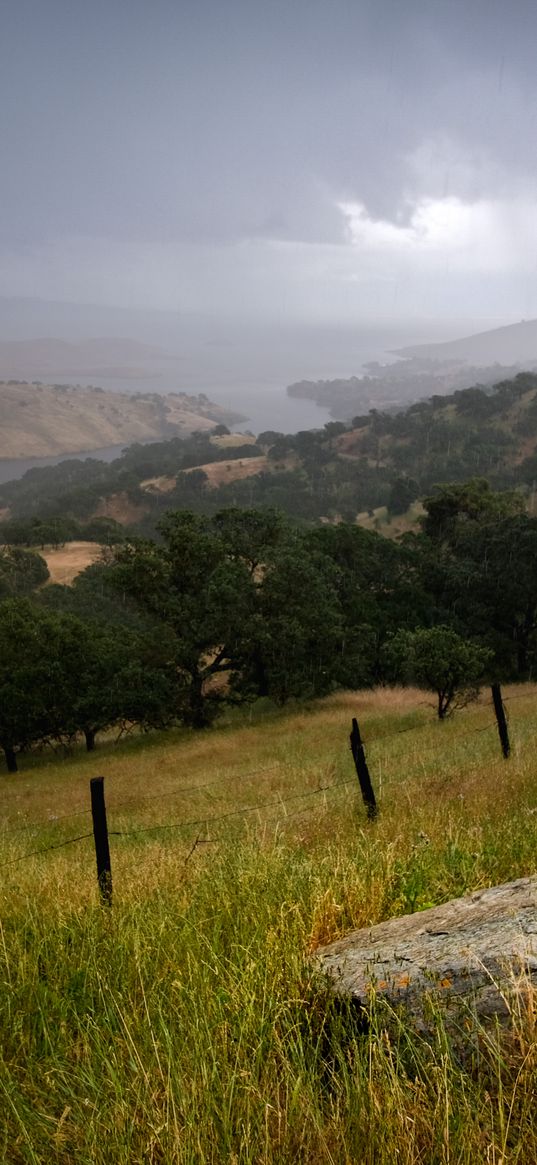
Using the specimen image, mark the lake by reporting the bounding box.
[0,318,471,484]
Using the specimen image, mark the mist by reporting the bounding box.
[0,296,504,435]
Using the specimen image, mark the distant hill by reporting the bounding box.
[0,381,244,459]
[393,319,537,365]
[286,358,531,419]
[0,336,168,379]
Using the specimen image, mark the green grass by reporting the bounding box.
[1,687,537,1163]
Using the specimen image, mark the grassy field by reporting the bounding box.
[1,686,537,1163]
[356,501,425,539]
[41,541,103,586]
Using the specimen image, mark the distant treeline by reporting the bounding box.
[286,358,534,418]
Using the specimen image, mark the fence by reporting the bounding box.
[0,683,516,904]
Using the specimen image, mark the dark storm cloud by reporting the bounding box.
[1,0,537,317]
[2,0,536,241]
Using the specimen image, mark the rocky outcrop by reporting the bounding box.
[316,878,537,1026]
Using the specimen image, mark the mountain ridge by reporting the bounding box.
[393,318,537,365]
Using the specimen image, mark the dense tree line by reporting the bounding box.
[0,515,127,548]
[3,481,537,772]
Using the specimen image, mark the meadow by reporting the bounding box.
[1,685,536,1164]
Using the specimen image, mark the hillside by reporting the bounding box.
[40,540,103,584]
[288,320,537,421]
[0,380,244,459]
[1,687,536,1161]
[287,357,533,419]
[3,370,537,533]
[394,316,537,365]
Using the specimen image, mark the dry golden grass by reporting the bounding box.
[356,501,425,538]
[184,454,269,487]
[140,474,177,494]
[2,685,537,1163]
[0,381,229,459]
[209,432,257,448]
[41,540,103,585]
[93,490,149,524]
[2,683,536,907]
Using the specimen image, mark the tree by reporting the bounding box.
[323,421,348,440]
[110,511,257,727]
[0,596,177,770]
[210,506,288,574]
[80,516,125,544]
[421,478,524,544]
[387,475,419,516]
[0,600,82,771]
[306,523,430,685]
[384,626,492,719]
[252,547,344,703]
[0,547,49,597]
[419,480,537,677]
[52,619,175,751]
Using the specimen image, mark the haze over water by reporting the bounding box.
[0,312,508,483]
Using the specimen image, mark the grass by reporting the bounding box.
[1,686,537,1162]
[41,541,102,586]
[356,501,425,539]
[184,455,269,488]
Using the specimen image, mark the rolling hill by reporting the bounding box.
[0,380,244,459]
[3,370,537,535]
[393,317,537,365]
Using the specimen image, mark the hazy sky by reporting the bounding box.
[2,0,537,323]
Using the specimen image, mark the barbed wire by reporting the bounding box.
[106,764,283,814]
[0,779,358,871]
[1,806,92,837]
[0,692,526,842]
[111,776,358,840]
[0,712,483,836]
[0,832,93,870]
[0,766,285,836]
[183,784,358,861]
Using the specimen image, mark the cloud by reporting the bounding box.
[338,195,537,274]
[3,187,537,325]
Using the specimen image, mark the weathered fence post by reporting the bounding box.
[90,776,112,905]
[350,717,378,820]
[491,683,510,759]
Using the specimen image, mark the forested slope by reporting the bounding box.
[2,371,537,535]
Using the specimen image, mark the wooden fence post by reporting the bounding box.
[90,776,112,905]
[350,717,378,820]
[491,683,510,759]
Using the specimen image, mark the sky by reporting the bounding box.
[2,0,537,324]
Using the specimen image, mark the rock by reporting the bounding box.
[315,878,537,1028]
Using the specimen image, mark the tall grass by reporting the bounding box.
[1,687,536,1163]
